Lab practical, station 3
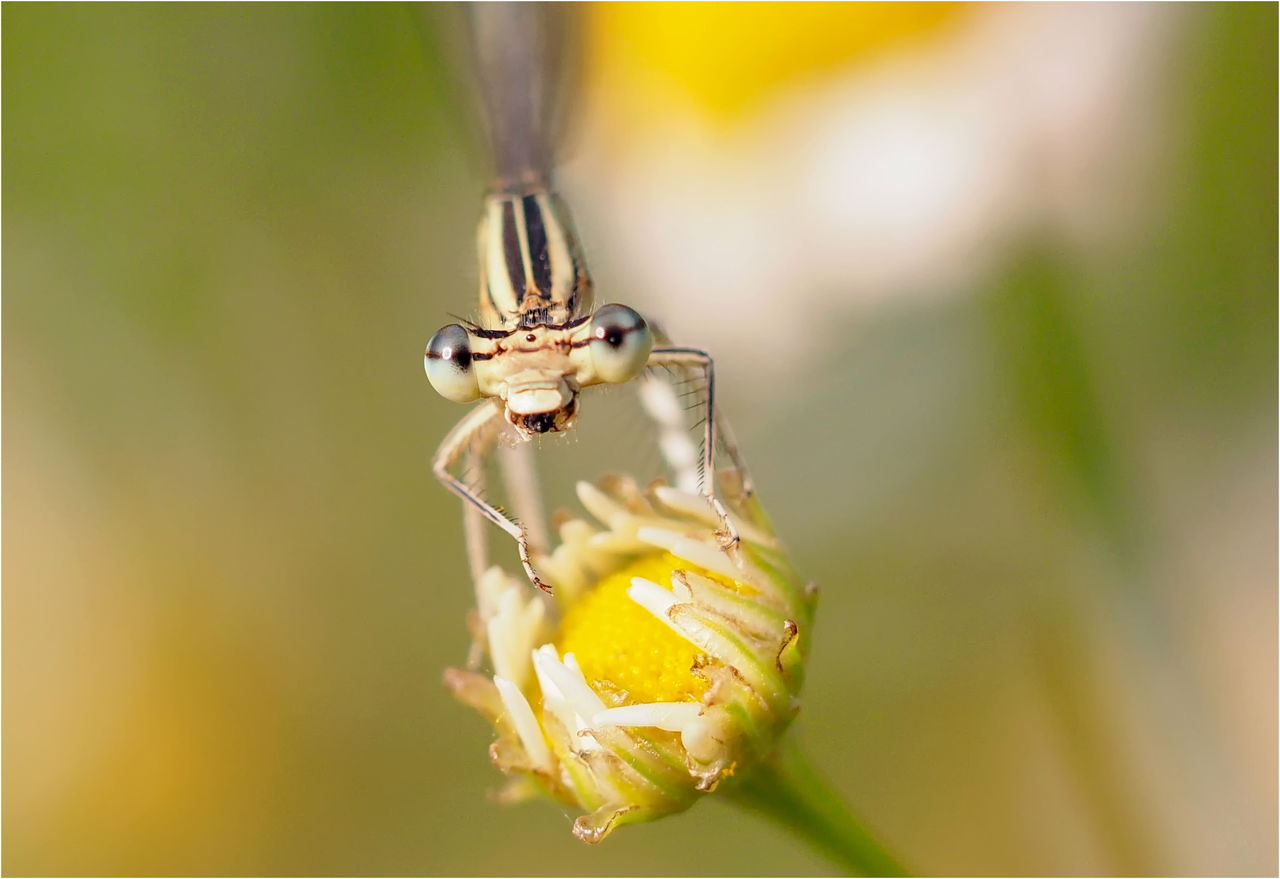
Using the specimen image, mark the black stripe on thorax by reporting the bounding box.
[501,200,525,307]
[522,193,553,299]
[466,325,513,339]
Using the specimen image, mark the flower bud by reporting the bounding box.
[445,475,816,842]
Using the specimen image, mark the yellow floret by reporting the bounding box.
[556,552,708,707]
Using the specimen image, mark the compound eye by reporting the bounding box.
[588,304,653,384]
[424,324,480,402]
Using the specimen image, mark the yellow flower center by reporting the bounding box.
[587,3,967,123]
[556,552,709,707]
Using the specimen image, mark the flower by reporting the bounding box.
[570,4,1174,388]
[444,474,816,843]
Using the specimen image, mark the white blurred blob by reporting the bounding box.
[568,4,1179,386]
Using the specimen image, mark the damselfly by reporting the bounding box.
[423,6,752,592]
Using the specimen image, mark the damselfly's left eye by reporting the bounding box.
[588,304,652,384]
[425,324,481,402]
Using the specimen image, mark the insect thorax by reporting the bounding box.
[477,190,594,330]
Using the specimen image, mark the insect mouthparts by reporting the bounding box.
[522,412,558,434]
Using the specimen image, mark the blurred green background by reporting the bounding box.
[4,3,1275,875]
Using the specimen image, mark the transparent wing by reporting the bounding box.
[469,3,581,191]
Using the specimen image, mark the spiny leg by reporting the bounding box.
[497,439,549,558]
[461,440,489,669]
[438,399,506,581]
[432,399,553,593]
[462,440,491,587]
[646,347,742,550]
[706,404,756,503]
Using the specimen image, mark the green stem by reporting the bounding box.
[727,737,910,876]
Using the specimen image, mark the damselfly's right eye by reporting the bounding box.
[425,324,480,402]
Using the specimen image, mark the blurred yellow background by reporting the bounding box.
[4,3,1275,875]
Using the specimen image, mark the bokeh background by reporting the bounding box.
[4,3,1275,875]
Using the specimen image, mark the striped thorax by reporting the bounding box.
[425,189,653,437]
[478,190,592,329]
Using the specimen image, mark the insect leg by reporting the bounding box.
[646,347,742,550]
[432,399,553,592]
[462,442,489,586]
[497,440,549,558]
[707,403,755,502]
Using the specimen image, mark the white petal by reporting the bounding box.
[635,526,744,583]
[680,711,727,764]
[558,518,598,548]
[486,589,519,684]
[652,484,776,547]
[531,646,573,731]
[494,676,553,772]
[474,565,518,621]
[586,531,654,556]
[531,644,606,747]
[556,651,608,717]
[627,576,678,624]
[487,584,546,691]
[575,480,628,530]
[627,578,708,655]
[593,702,702,733]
